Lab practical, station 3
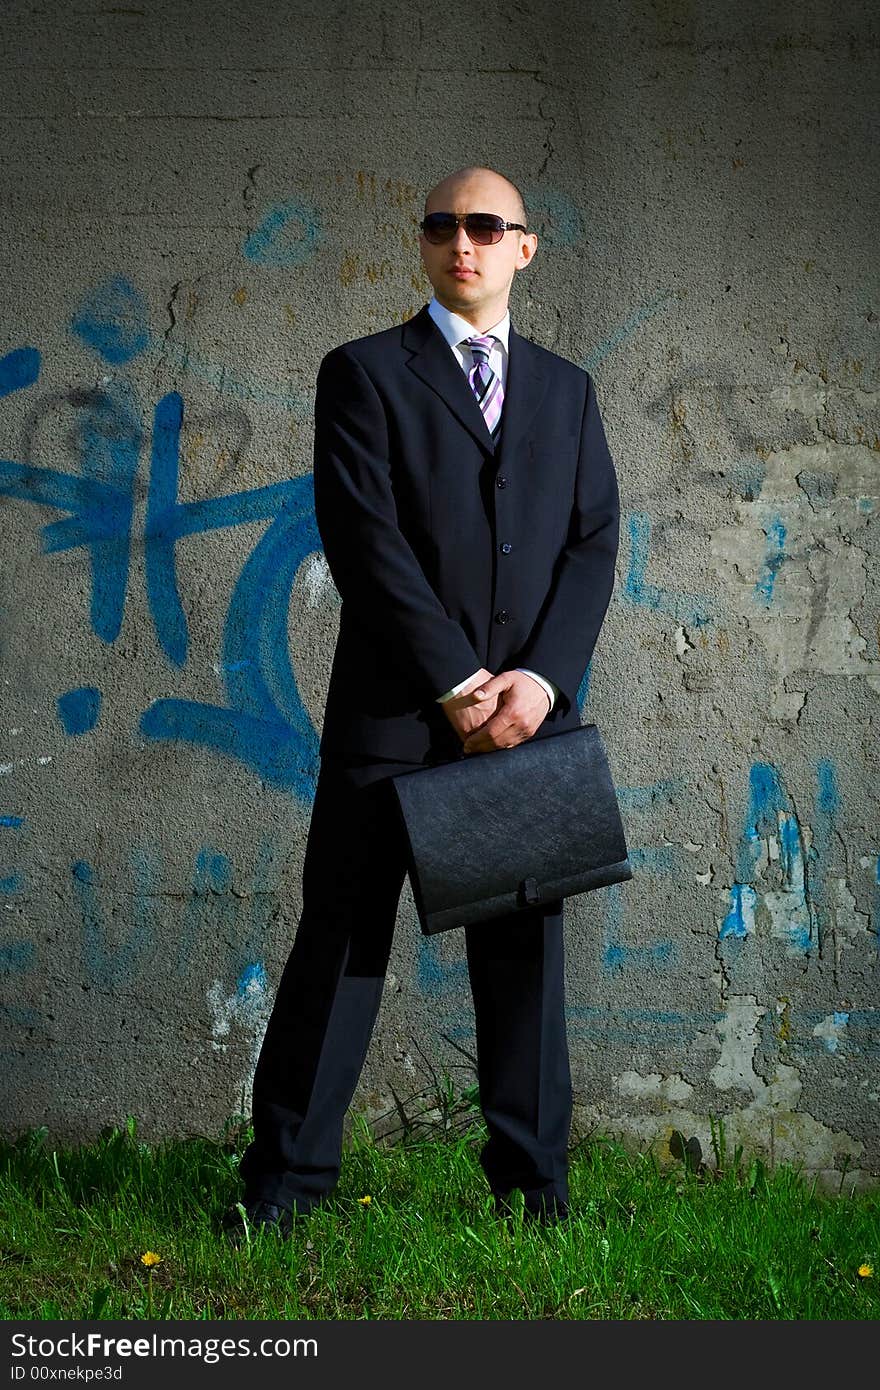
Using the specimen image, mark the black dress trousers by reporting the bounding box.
[239,755,573,1215]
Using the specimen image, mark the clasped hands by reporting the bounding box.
[441,667,551,755]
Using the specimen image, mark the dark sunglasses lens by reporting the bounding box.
[466,215,504,244]
[422,214,506,244]
[422,214,458,243]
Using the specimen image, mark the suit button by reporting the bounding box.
[500,542,512,554]
[495,609,510,624]
[496,475,508,488]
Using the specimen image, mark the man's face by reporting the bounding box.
[418,174,537,318]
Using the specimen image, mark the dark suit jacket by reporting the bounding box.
[312,302,620,770]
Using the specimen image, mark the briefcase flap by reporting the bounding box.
[391,724,632,934]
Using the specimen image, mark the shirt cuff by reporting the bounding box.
[436,668,483,703]
[515,668,557,712]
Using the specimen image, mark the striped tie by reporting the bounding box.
[465,334,504,438]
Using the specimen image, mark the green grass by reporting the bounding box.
[1,1109,877,1320]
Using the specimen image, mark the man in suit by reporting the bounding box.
[233,165,620,1235]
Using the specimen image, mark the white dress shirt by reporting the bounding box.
[425,295,560,714]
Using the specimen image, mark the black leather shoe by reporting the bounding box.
[493,1191,570,1226]
[224,1199,294,1245]
[528,1198,570,1226]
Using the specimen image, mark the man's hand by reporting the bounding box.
[440,667,499,742]
[460,670,551,754]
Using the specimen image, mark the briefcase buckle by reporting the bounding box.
[520,876,541,905]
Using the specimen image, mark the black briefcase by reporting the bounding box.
[390,724,633,935]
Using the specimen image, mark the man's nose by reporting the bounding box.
[451,222,475,249]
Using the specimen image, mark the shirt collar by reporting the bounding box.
[427,296,510,355]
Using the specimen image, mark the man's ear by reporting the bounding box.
[516,232,538,270]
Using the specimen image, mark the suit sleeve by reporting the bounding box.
[313,346,483,701]
[437,668,483,703]
[513,372,620,716]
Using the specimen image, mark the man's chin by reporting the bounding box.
[434,283,484,310]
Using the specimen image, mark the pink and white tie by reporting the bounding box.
[465,334,504,438]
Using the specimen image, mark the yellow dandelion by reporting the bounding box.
[357,1195,372,1206]
[140,1251,162,1268]
[857,1263,873,1278]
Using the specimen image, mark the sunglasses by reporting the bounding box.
[420,212,527,245]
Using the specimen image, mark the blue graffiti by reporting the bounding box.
[623,512,713,624]
[0,940,35,972]
[140,429,322,801]
[0,347,40,397]
[735,762,780,882]
[174,839,281,984]
[57,686,101,735]
[601,879,676,975]
[177,848,234,978]
[72,857,154,987]
[719,882,757,940]
[7,840,282,988]
[71,275,149,363]
[794,1008,879,1054]
[582,290,673,375]
[592,778,682,974]
[722,761,815,954]
[417,933,469,998]
[828,1010,850,1051]
[522,185,585,248]
[1,374,143,644]
[243,197,323,268]
[1,818,25,959]
[604,938,676,975]
[0,351,323,802]
[629,845,677,874]
[754,515,786,605]
[233,836,286,979]
[236,960,267,1000]
[816,759,841,818]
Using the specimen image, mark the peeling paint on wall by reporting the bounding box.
[812,1011,850,1053]
[207,960,272,1090]
[710,441,880,715]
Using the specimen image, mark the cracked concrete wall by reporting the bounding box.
[1,0,878,1188]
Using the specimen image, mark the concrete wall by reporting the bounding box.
[1,0,877,1188]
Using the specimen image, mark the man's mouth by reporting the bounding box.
[449,266,476,277]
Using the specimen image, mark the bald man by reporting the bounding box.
[232,166,620,1236]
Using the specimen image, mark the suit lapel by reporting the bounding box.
[402,304,549,460]
[496,318,550,467]
[403,305,493,450]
